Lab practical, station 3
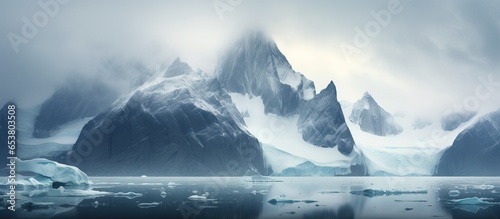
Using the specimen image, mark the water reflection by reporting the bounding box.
[2,177,500,218]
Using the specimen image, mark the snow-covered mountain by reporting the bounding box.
[60,59,270,176]
[217,31,366,176]
[435,109,500,176]
[349,92,402,136]
[216,30,315,117]
[33,61,155,138]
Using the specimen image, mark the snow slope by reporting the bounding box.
[230,93,364,175]
[341,100,487,175]
[14,104,91,159]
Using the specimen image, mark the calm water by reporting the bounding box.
[2,177,500,218]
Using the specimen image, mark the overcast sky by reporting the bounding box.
[1,0,499,118]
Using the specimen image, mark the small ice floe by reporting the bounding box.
[446,197,498,214]
[92,201,99,208]
[267,195,317,205]
[471,184,495,190]
[251,190,269,195]
[350,189,427,197]
[192,190,198,194]
[160,191,167,198]
[319,191,342,194]
[114,192,143,199]
[395,200,427,203]
[141,175,148,178]
[167,182,178,188]
[137,202,161,208]
[233,190,240,193]
[448,190,461,197]
[140,183,163,186]
[28,186,111,197]
[188,195,207,201]
[245,175,283,182]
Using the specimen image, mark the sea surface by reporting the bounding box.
[2,177,500,219]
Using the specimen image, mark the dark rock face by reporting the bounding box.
[33,78,119,138]
[349,92,402,136]
[216,31,315,117]
[298,81,354,155]
[441,111,477,131]
[61,60,269,176]
[435,110,500,176]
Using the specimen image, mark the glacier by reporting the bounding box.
[230,93,365,176]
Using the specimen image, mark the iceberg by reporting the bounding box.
[137,202,161,208]
[15,158,91,187]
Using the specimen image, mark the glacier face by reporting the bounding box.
[62,59,269,176]
[349,92,402,136]
[216,30,315,117]
[435,109,500,176]
[297,81,354,155]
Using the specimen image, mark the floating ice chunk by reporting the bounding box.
[449,197,495,205]
[141,175,147,178]
[448,190,460,197]
[471,184,495,190]
[28,188,110,197]
[247,175,283,182]
[447,197,497,213]
[267,195,317,205]
[140,183,162,185]
[167,182,178,188]
[16,158,91,186]
[188,195,207,201]
[350,189,427,197]
[137,202,160,208]
[114,192,143,199]
[92,201,99,208]
[160,191,167,198]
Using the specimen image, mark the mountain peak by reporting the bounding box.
[363,91,373,99]
[164,57,193,77]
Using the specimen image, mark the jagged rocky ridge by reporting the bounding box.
[61,59,270,176]
[349,92,402,136]
[216,31,315,117]
[297,81,354,155]
[216,31,366,175]
[435,109,500,176]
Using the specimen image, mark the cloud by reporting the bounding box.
[0,0,498,117]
